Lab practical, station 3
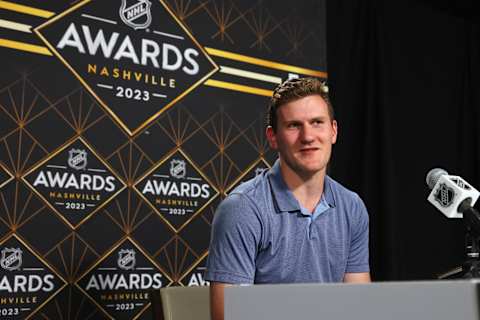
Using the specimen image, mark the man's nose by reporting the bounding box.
[300,125,315,143]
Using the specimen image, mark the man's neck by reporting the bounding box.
[279,161,326,213]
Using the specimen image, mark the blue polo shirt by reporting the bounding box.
[205,160,369,284]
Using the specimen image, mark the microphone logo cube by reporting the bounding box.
[434,183,455,207]
[428,175,480,218]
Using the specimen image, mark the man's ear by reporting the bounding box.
[331,120,338,144]
[266,126,278,150]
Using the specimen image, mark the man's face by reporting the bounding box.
[266,95,337,177]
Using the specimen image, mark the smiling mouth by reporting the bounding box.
[299,148,319,153]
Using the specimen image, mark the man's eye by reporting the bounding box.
[287,123,300,129]
[312,120,324,126]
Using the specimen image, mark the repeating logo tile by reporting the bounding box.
[0,234,67,319]
[34,0,219,136]
[76,237,171,319]
[134,149,219,232]
[22,137,126,229]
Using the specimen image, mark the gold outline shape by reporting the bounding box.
[0,161,14,189]
[219,65,282,84]
[0,38,52,56]
[21,136,127,230]
[205,47,327,78]
[225,157,272,195]
[0,233,68,320]
[133,148,220,233]
[75,236,173,320]
[33,0,219,137]
[204,79,272,97]
[0,1,54,18]
[178,250,208,286]
[0,18,33,33]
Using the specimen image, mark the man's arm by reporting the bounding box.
[344,194,370,281]
[210,282,230,320]
[343,272,371,283]
[205,194,260,320]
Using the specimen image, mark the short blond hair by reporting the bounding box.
[267,77,333,131]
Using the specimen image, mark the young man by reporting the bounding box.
[205,78,371,320]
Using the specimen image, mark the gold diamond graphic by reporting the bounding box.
[22,137,126,229]
[76,237,172,320]
[34,0,219,136]
[134,148,219,232]
[0,234,67,320]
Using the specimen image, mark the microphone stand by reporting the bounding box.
[438,204,480,279]
[461,225,480,278]
[459,205,480,278]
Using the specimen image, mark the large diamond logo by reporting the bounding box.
[0,162,13,189]
[134,149,219,232]
[76,237,171,320]
[0,234,67,319]
[22,137,126,229]
[34,0,218,136]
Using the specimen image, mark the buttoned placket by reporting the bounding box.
[301,196,330,240]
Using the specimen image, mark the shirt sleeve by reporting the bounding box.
[345,194,370,273]
[204,193,262,284]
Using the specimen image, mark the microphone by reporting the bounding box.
[426,168,480,218]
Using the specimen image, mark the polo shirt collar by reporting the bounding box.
[323,175,336,208]
[268,159,336,213]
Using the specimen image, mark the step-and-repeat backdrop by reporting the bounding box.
[0,0,326,318]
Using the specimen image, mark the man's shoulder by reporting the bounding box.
[326,175,369,227]
[229,169,271,199]
[212,171,270,231]
[326,175,364,206]
[215,170,272,218]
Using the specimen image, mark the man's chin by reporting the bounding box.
[296,164,325,176]
[297,159,324,170]
[280,157,326,176]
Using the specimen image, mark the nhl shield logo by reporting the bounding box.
[117,249,136,270]
[170,159,186,179]
[119,0,152,30]
[68,148,88,170]
[0,248,23,271]
[434,183,455,207]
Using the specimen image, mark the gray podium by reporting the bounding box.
[225,280,480,320]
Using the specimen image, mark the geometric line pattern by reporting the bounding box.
[0,1,325,318]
